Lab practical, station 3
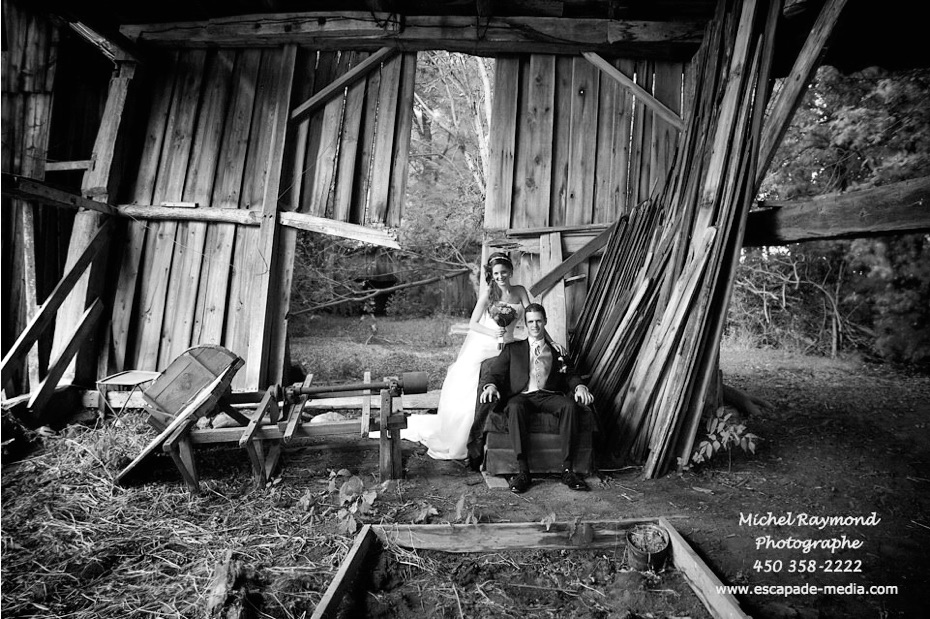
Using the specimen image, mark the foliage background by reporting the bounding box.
[729,66,930,364]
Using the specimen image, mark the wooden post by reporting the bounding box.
[379,389,393,481]
[53,60,137,385]
[243,44,297,389]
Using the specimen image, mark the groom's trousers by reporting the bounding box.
[505,390,582,470]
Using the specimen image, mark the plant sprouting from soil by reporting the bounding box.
[687,408,760,472]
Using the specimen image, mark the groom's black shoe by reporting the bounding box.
[509,472,532,494]
[466,455,483,472]
[561,469,590,491]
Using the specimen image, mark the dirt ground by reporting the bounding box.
[3,340,928,618]
[302,346,930,619]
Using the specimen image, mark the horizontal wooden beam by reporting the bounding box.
[120,13,705,57]
[117,204,399,248]
[1,221,113,385]
[45,160,93,172]
[290,47,396,123]
[583,52,684,130]
[744,176,930,246]
[2,173,115,215]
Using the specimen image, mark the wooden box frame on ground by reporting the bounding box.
[311,518,748,619]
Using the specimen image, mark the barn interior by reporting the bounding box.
[3,0,929,477]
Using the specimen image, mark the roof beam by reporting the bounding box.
[119,12,705,58]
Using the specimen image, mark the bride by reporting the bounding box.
[405,252,531,460]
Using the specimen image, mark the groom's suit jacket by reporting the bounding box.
[480,337,583,403]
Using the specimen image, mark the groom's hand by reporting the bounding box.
[573,385,594,406]
[480,385,500,403]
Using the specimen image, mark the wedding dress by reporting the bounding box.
[404,303,525,460]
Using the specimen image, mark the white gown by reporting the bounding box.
[404,303,525,460]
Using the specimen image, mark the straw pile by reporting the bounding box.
[571,0,784,477]
[1,412,360,618]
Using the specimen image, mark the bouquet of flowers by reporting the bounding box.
[487,302,518,349]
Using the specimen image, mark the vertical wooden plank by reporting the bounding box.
[134,50,207,370]
[225,48,281,381]
[301,51,337,215]
[367,55,402,224]
[350,64,381,224]
[651,62,682,199]
[160,50,235,366]
[281,48,317,212]
[548,56,574,227]
[628,61,654,209]
[513,54,554,230]
[243,44,297,389]
[565,57,599,226]
[593,62,619,223]
[307,58,345,218]
[539,233,567,346]
[483,56,519,230]
[111,55,178,371]
[609,59,635,220]
[192,50,262,347]
[386,52,417,227]
[333,52,366,222]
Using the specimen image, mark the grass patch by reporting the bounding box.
[289,315,464,388]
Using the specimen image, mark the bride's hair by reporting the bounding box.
[485,252,514,306]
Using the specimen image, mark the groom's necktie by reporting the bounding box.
[525,340,551,393]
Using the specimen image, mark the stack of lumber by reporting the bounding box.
[570,0,781,477]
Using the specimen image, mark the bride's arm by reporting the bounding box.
[468,290,502,337]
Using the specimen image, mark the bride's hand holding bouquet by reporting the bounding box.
[488,302,518,349]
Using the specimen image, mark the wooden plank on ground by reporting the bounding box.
[243,44,297,389]
[191,50,262,346]
[513,54,554,229]
[367,54,402,223]
[28,299,103,415]
[311,525,376,619]
[376,519,657,553]
[659,517,749,619]
[483,56,519,230]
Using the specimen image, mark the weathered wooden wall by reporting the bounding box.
[108,47,415,388]
[1,0,60,395]
[484,54,686,343]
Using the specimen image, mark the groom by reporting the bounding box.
[478,303,595,494]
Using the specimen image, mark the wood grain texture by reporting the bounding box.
[483,56,519,230]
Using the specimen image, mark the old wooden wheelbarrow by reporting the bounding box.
[115,344,427,494]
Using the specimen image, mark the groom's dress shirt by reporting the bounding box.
[524,338,552,394]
